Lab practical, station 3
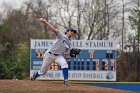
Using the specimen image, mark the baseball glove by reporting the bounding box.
[70,48,81,57]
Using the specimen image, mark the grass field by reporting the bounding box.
[73,81,140,84]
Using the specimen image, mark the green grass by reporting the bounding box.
[72,81,140,84]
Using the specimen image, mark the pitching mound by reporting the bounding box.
[0,80,128,93]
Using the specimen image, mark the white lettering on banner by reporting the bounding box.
[46,73,54,78]
[55,73,61,77]
[35,49,46,52]
[46,72,62,79]
[83,73,103,79]
[31,39,116,49]
[33,61,42,65]
[33,66,41,70]
[68,73,82,78]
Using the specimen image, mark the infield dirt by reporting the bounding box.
[0,80,128,93]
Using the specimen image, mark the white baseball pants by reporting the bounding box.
[38,51,68,75]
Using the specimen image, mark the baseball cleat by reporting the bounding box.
[31,72,39,81]
[31,77,35,81]
[63,80,70,87]
[31,73,36,81]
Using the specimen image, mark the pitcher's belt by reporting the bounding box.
[48,51,60,56]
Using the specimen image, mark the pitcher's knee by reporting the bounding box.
[38,69,47,75]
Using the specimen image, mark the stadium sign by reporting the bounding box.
[30,39,116,81]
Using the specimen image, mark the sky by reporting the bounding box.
[0,0,27,13]
[0,0,130,13]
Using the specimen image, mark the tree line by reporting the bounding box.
[0,0,140,81]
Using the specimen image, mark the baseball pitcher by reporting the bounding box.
[31,18,78,86]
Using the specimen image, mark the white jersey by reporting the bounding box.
[47,30,71,54]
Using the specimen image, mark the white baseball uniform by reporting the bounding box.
[38,30,71,75]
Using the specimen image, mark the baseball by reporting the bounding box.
[39,18,44,21]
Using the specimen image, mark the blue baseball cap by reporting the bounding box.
[67,28,77,34]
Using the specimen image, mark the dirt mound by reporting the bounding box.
[0,80,127,93]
